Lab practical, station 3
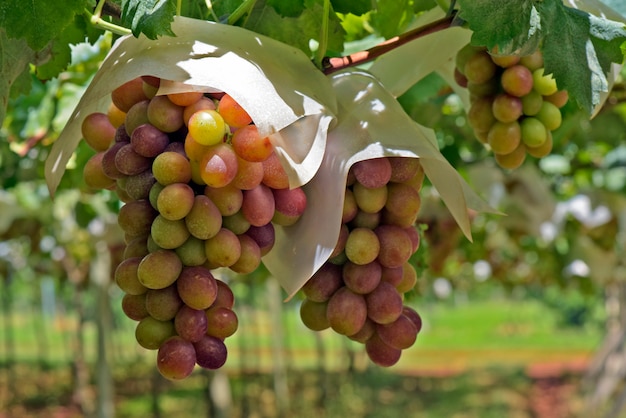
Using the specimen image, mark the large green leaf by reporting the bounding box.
[264,70,495,298]
[45,17,338,196]
[0,30,37,127]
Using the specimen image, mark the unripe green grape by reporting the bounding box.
[464,51,497,84]
[135,316,175,350]
[353,183,387,214]
[204,184,243,216]
[494,143,526,170]
[115,257,148,295]
[350,210,381,230]
[521,90,543,116]
[299,299,330,331]
[124,100,151,136]
[345,228,380,265]
[137,250,183,290]
[185,195,222,240]
[342,188,358,223]
[152,151,192,185]
[520,117,547,147]
[455,44,484,73]
[188,109,226,146]
[500,65,533,97]
[175,236,208,266]
[532,68,558,96]
[487,121,521,155]
[467,79,499,98]
[230,234,261,274]
[151,216,190,249]
[492,94,523,123]
[145,284,183,321]
[157,183,195,221]
[526,130,553,158]
[467,96,496,132]
[222,211,251,235]
[205,228,241,268]
[535,101,562,131]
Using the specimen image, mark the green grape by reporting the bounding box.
[185,195,222,240]
[535,101,562,131]
[204,184,243,216]
[205,228,241,268]
[299,299,330,331]
[467,79,499,98]
[175,236,208,266]
[152,151,192,185]
[352,182,387,214]
[464,51,498,84]
[490,53,520,68]
[494,143,526,170]
[137,249,183,290]
[151,216,190,249]
[188,109,226,146]
[520,117,548,147]
[229,234,261,274]
[526,130,553,158]
[342,188,358,223]
[115,257,148,295]
[521,90,543,116]
[487,121,521,155]
[145,284,183,321]
[135,316,175,350]
[519,50,544,71]
[532,68,558,96]
[467,96,496,133]
[350,210,381,230]
[455,44,483,73]
[157,183,195,221]
[344,227,380,265]
[222,211,251,235]
[124,100,151,137]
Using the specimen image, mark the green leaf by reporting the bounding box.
[370,0,415,38]
[457,0,541,55]
[0,29,37,127]
[120,0,177,39]
[330,0,371,16]
[537,0,626,113]
[0,0,89,51]
[245,0,345,56]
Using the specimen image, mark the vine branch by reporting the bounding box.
[322,13,457,75]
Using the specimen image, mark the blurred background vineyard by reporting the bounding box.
[2,30,626,418]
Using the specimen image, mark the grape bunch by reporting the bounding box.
[299,157,424,367]
[454,46,568,169]
[81,76,307,380]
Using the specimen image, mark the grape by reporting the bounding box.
[271,187,307,226]
[175,236,208,266]
[156,183,195,221]
[115,257,148,295]
[218,94,253,128]
[381,266,404,287]
[152,151,192,185]
[135,316,175,350]
[544,90,569,108]
[404,225,421,253]
[124,100,151,136]
[175,305,208,342]
[300,299,330,331]
[231,157,264,190]
[111,77,149,113]
[454,68,468,88]
[365,333,402,367]
[302,263,343,302]
[107,102,126,128]
[142,80,159,99]
[467,96,496,133]
[148,182,165,209]
[326,287,367,336]
[205,228,241,268]
[366,281,403,324]
[121,293,149,321]
[205,307,239,339]
[145,284,183,321]
[82,112,116,151]
[348,318,376,343]
[185,195,222,240]
[532,68,558,96]
[261,152,290,189]
[184,134,212,162]
[520,117,547,147]
[183,97,217,126]
[147,95,185,133]
[500,65,533,97]
[131,123,170,157]
[241,184,275,227]
[342,260,382,294]
[487,121,521,155]
[230,234,261,274]
[375,225,413,268]
[125,170,156,201]
[213,279,235,309]
[384,183,421,225]
[137,250,183,290]
[222,211,251,235]
[352,158,392,189]
[167,91,204,107]
[330,224,349,259]
[231,125,274,164]
[245,223,275,256]
[175,266,218,310]
[204,184,243,216]
[492,94,523,123]
[344,228,380,265]
[342,188,358,223]
[490,54,520,68]
[124,236,149,259]
[151,216,190,249]
[494,143,527,170]
[353,182,387,214]
[194,335,228,370]
[519,50,544,71]
[521,90,543,116]
[526,130,553,158]
[157,336,197,380]
[463,51,497,84]
[455,44,483,73]
[350,210,381,230]
[114,143,152,176]
[395,262,418,293]
[188,109,226,146]
[101,142,127,180]
[402,306,423,333]
[200,143,239,187]
[118,200,157,238]
[535,101,562,131]
[467,79,499,98]
[388,157,421,183]
[377,314,418,350]
[84,152,116,190]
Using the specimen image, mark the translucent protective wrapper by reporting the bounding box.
[264,70,495,299]
[45,16,337,195]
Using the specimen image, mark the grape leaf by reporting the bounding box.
[245,0,345,56]
[331,0,371,15]
[120,0,176,39]
[370,0,416,39]
[0,0,88,51]
[457,0,626,114]
[0,29,37,126]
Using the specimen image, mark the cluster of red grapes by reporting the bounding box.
[299,157,424,367]
[81,76,306,380]
[454,46,568,169]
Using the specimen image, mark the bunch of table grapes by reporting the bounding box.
[81,76,307,380]
[299,157,424,367]
[454,45,569,169]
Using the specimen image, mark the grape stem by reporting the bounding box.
[322,13,456,75]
